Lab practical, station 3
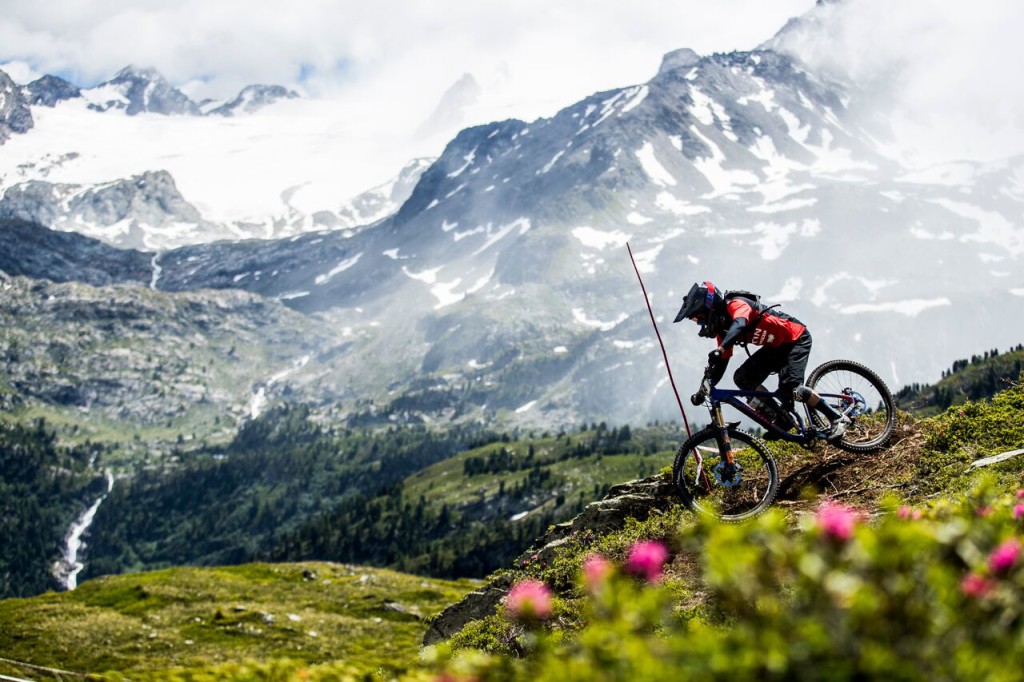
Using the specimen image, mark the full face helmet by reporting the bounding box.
[673,281,725,337]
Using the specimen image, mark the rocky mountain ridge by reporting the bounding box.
[0,267,335,445]
[1,1,1023,434]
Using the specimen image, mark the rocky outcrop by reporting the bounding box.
[0,219,152,286]
[206,85,300,116]
[0,271,334,427]
[89,66,200,116]
[0,171,216,250]
[0,68,33,144]
[422,474,678,644]
[24,75,82,107]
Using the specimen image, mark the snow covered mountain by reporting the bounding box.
[2,2,1023,432]
[0,65,426,249]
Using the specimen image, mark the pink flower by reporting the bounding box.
[897,506,922,520]
[625,540,669,582]
[504,579,553,620]
[816,501,858,542]
[1016,490,1024,499]
[962,572,996,598]
[977,506,993,518]
[1013,504,1024,520]
[582,554,614,591]
[988,538,1022,575]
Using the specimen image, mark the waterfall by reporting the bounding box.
[149,252,163,289]
[53,472,114,590]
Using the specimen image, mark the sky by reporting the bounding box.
[1,0,1022,203]
[0,0,811,129]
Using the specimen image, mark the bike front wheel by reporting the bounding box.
[807,359,896,453]
[673,426,779,521]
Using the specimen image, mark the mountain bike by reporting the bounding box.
[673,359,895,521]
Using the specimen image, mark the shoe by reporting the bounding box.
[826,416,852,442]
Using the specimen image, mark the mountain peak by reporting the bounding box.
[656,48,702,77]
[113,65,166,82]
[0,69,34,143]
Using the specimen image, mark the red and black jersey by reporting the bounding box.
[718,298,806,359]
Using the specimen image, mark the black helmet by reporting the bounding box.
[673,281,724,336]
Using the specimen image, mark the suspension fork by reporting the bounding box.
[711,402,735,465]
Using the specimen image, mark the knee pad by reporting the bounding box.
[793,385,813,403]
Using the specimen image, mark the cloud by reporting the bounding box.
[0,1,809,119]
[769,0,1024,164]
[2,0,1019,165]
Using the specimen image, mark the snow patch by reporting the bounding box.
[314,252,362,285]
[572,226,630,250]
[447,147,477,178]
[841,299,952,317]
[910,224,955,240]
[630,244,662,274]
[929,198,1024,256]
[539,149,565,174]
[515,400,538,414]
[655,192,709,216]
[769,277,804,302]
[689,126,759,197]
[573,308,628,331]
[472,218,531,255]
[750,220,821,260]
[620,85,649,114]
[636,141,676,187]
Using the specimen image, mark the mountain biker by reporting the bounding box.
[673,280,850,441]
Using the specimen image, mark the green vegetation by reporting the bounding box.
[896,344,1024,416]
[88,413,684,582]
[420,376,1024,681]
[0,419,106,597]
[0,562,475,680]
[3,355,1024,679]
[426,480,1024,681]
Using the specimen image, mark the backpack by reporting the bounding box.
[723,289,782,348]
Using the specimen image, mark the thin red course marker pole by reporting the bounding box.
[626,242,693,438]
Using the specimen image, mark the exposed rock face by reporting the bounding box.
[24,75,82,107]
[88,66,200,116]
[206,84,300,116]
[423,474,678,644]
[0,171,217,250]
[0,218,151,286]
[0,68,33,144]
[0,271,333,427]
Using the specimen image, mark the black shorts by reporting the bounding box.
[733,330,812,393]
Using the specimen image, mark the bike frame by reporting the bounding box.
[705,384,856,446]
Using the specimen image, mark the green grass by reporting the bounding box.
[402,433,671,510]
[0,562,477,680]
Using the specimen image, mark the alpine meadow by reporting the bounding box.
[1,0,1023,679]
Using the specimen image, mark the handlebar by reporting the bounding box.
[690,365,713,405]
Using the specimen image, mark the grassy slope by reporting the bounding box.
[0,562,476,680]
[2,370,1020,680]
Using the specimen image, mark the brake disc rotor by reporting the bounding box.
[713,461,744,487]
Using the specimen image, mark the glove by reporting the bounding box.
[708,348,723,362]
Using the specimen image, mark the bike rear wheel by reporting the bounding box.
[673,426,779,521]
[806,359,896,453]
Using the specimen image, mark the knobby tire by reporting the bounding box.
[806,359,896,453]
[673,426,779,522]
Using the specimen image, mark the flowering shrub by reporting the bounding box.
[623,540,669,582]
[425,479,1024,681]
[504,579,554,621]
